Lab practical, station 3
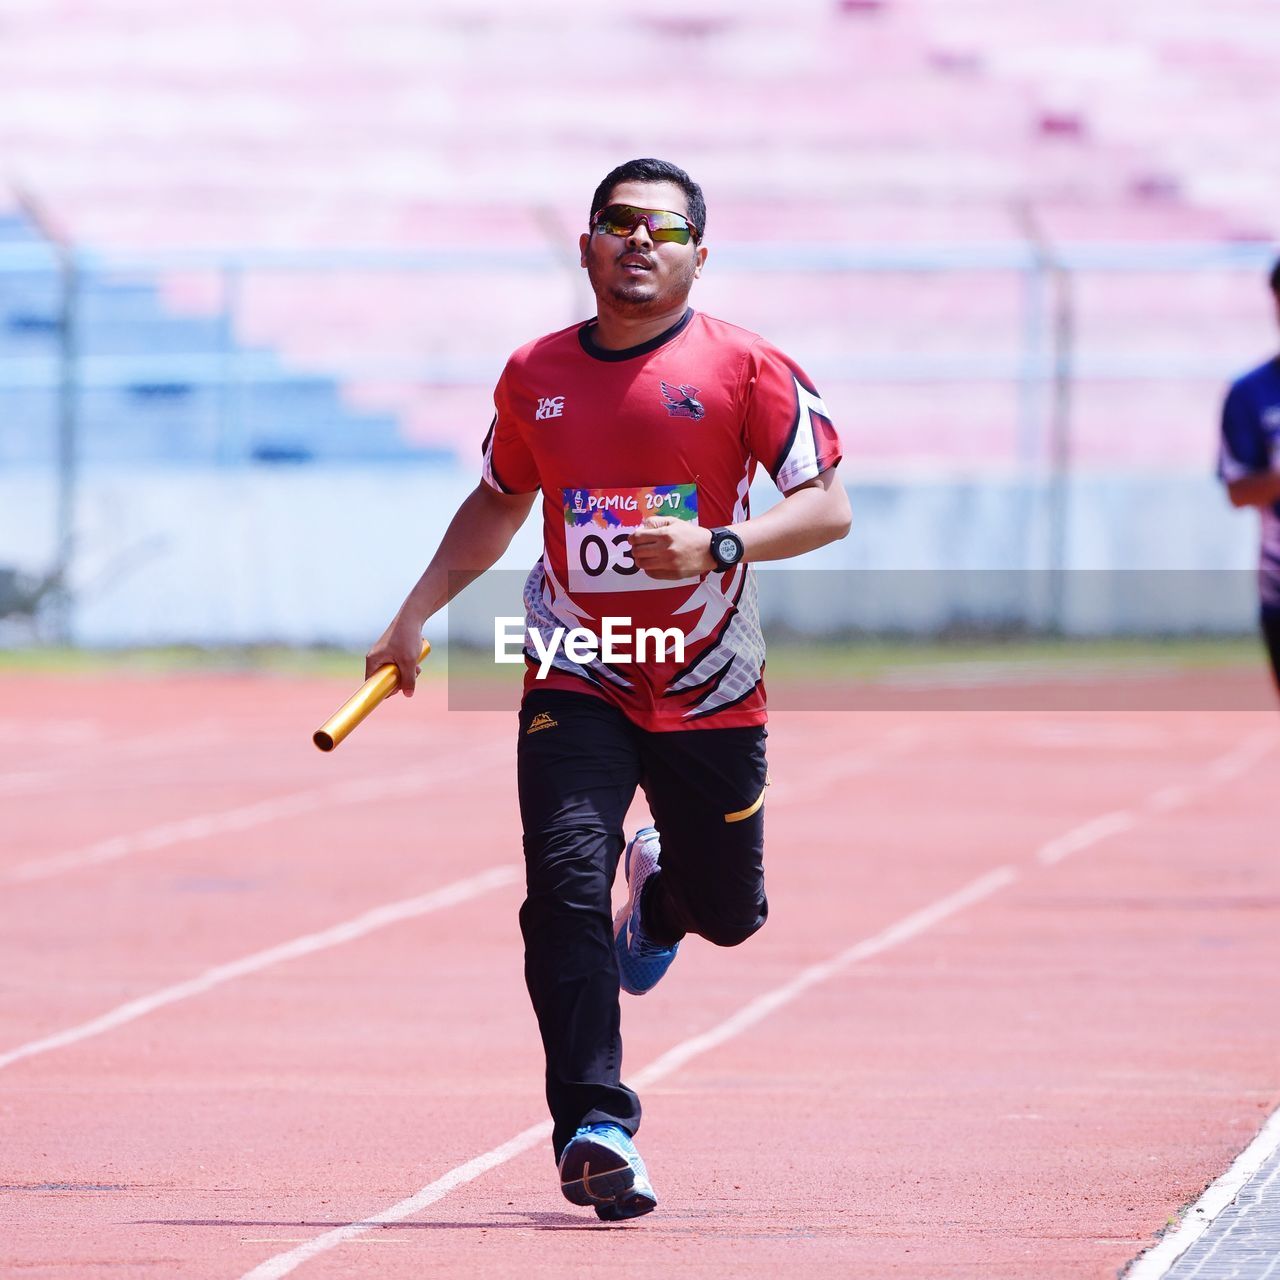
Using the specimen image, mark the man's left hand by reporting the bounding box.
[628,516,717,579]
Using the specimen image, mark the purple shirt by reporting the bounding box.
[1220,357,1280,608]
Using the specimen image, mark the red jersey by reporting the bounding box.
[481,308,842,731]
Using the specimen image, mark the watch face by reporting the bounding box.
[714,532,743,566]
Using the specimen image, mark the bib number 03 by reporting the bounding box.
[562,483,700,593]
[578,531,640,579]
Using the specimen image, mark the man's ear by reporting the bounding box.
[579,232,591,267]
[692,244,708,279]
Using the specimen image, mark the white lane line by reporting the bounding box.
[237,865,1019,1279]
[0,866,518,1073]
[1142,729,1280,819]
[242,1239,415,1246]
[1146,785,1191,815]
[0,722,228,795]
[239,1120,555,1278]
[1118,726,1280,1279]
[239,724,1280,1278]
[5,744,505,884]
[1125,1106,1280,1280]
[1034,727,1279,868]
[630,865,1017,1087]
[1207,727,1280,784]
[1036,810,1138,866]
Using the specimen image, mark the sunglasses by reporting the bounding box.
[591,204,700,245]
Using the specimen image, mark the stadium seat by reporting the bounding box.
[1,1,1277,469]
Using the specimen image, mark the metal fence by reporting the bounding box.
[1,233,1276,641]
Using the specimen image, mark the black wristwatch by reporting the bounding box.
[708,527,746,572]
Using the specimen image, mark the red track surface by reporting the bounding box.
[3,670,1279,1278]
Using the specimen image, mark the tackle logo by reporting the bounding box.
[526,711,559,734]
[535,395,566,421]
[659,381,705,420]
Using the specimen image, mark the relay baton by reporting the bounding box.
[313,639,431,752]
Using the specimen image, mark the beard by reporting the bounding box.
[587,252,698,316]
[605,278,661,311]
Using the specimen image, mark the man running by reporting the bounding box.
[366,158,849,1218]
[1219,257,1280,694]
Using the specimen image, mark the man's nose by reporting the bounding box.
[625,220,653,248]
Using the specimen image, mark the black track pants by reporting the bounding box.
[516,688,769,1160]
[1263,607,1280,695]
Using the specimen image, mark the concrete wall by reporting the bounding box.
[0,463,1261,645]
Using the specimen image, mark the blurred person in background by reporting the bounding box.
[1219,257,1280,695]
[365,158,848,1219]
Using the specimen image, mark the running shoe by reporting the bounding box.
[558,1122,658,1220]
[614,826,679,995]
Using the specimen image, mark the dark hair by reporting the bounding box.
[1271,257,1280,295]
[589,158,706,241]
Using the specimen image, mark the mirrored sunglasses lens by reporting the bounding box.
[595,205,692,244]
[638,208,692,243]
[649,215,692,244]
[595,205,642,236]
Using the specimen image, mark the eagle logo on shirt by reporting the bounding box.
[660,381,705,420]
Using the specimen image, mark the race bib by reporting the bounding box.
[562,483,700,593]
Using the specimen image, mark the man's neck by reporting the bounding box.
[590,302,690,351]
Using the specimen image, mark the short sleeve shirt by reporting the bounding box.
[1219,357,1280,608]
[481,308,843,730]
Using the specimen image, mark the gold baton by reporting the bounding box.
[313,639,431,752]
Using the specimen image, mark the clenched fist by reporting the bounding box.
[627,516,716,580]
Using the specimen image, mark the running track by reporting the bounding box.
[2,669,1279,1278]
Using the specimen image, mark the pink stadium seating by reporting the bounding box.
[1,0,1277,469]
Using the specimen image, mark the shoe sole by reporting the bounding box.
[614,829,664,996]
[614,916,642,996]
[615,828,658,933]
[559,1138,636,1207]
[594,1189,658,1221]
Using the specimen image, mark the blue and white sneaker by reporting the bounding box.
[558,1122,658,1220]
[614,826,679,996]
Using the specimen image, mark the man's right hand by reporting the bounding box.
[359,482,537,700]
[365,620,426,697]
